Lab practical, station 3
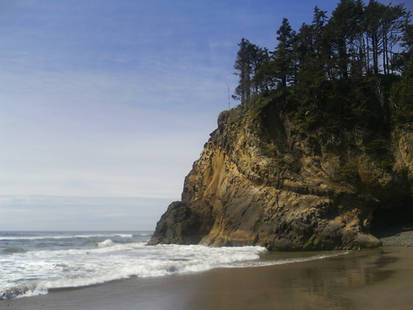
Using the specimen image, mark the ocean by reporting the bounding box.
[0,231,347,301]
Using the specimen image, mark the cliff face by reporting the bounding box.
[149,98,413,250]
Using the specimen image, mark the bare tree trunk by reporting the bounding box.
[383,34,387,75]
[372,34,379,75]
[366,35,370,74]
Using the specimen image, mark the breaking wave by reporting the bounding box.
[97,239,115,248]
[0,240,349,300]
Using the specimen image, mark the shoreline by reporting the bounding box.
[3,245,413,310]
[376,228,413,247]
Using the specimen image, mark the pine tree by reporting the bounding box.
[273,18,296,88]
[330,0,365,79]
[233,38,254,103]
[233,39,268,104]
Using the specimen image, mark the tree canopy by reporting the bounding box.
[233,0,412,127]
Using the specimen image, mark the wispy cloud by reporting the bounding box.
[0,68,230,198]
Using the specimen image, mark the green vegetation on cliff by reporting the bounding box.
[233,0,412,133]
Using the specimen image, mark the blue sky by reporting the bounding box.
[1,0,411,230]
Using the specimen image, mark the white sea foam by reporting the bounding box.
[0,243,265,299]
[97,239,115,248]
[137,232,152,237]
[228,251,350,268]
[0,241,348,300]
[0,233,133,241]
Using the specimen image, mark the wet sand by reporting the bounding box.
[3,246,413,310]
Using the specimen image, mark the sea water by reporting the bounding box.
[0,231,347,300]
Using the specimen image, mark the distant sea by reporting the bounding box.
[0,231,347,300]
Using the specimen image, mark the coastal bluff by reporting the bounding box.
[149,97,413,250]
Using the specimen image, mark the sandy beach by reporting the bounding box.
[2,246,413,310]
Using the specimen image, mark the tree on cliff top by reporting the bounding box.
[233,38,269,104]
[273,18,296,88]
[232,0,412,130]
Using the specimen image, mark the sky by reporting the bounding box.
[1,0,412,231]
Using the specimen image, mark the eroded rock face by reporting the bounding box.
[149,100,413,250]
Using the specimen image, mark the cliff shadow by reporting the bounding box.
[370,196,413,238]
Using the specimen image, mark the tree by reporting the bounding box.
[230,0,411,125]
[312,6,328,58]
[391,17,413,122]
[252,48,274,93]
[233,39,269,104]
[329,0,364,79]
[295,7,329,83]
[233,38,254,103]
[273,18,296,88]
[388,9,412,74]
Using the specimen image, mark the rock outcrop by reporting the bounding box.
[149,97,413,250]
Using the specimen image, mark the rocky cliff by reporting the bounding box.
[149,96,413,250]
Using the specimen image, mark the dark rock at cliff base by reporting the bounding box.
[149,96,413,250]
[148,201,214,245]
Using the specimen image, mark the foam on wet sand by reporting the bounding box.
[3,246,413,310]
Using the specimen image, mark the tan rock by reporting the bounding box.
[149,101,413,250]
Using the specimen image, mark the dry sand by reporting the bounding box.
[2,246,413,310]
